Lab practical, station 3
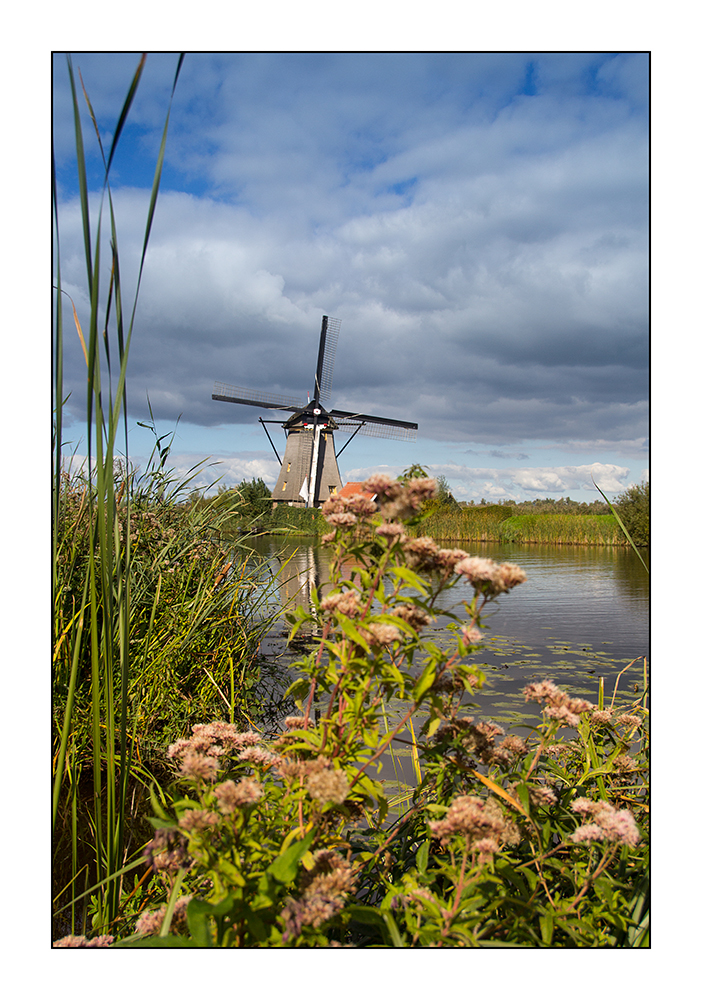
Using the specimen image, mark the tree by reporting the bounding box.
[615,480,649,547]
[234,478,272,520]
[398,463,430,482]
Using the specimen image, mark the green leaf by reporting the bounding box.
[539,912,554,945]
[284,677,311,700]
[425,715,442,739]
[416,839,429,875]
[114,934,196,947]
[412,662,437,701]
[346,904,386,927]
[337,615,371,651]
[148,783,172,822]
[186,899,215,947]
[388,565,429,594]
[382,910,407,947]
[268,829,316,885]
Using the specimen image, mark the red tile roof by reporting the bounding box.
[338,481,377,500]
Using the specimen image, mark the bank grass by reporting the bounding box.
[414,506,626,546]
[499,512,623,546]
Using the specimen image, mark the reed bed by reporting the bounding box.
[52,54,280,937]
[500,512,624,546]
[414,508,626,546]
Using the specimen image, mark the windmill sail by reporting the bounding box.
[330,409,418,442]
[314,315,341,402]
[212,382,305,412]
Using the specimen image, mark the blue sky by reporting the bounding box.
[53,51,649,502]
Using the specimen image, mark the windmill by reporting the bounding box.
[212,316,418,508]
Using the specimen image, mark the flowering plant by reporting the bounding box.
[106,476,648,949]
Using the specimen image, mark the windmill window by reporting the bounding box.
[329,486,337,495]
[287,462,291,472]
[282,481,287,491]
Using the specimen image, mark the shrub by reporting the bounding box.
[107,476,648,949]
[615,480,650,547]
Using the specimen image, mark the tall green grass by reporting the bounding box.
[52,54,279,937]
[414,507,626,546]
[499,513,623,546]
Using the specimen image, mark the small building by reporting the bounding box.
[337,482,377,503]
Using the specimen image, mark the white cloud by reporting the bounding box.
[344,460,633,502]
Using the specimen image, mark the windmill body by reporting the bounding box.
[271,402,343,505]
[213,316,418,508]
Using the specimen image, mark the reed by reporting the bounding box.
[499,513,623,546]
[52,54,279,936]
[413,507,626,546]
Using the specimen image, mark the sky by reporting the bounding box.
[52,51,649,503]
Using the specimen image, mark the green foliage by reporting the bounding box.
[499,513,622,546]
[615,480,649,547]
[266,504,327,535]
[220,478,272,522]
[52,55,280,940]
[88,478,648,949]
[398,463,430,482]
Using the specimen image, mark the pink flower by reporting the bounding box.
[570,798,640,848]
[214,777,263,813]
[524,681,593,728]
[179,751,220,782]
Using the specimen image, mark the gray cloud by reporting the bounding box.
[54,52,648,462]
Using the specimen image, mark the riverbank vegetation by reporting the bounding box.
[208,473,649,548]
[53,56,649,948]
[57,475,649,948]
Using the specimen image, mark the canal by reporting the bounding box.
[246,534,649,729]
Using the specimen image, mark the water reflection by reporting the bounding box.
[244,534,649,721]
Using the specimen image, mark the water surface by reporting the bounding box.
[246,535,649,724]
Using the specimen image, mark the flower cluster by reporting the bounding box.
[570,798,640,848]
[214,777,263,813]
[403,536,469,574]
[320,590,362,617]
[435,717,526,768]
[273,755,333,782]
[281,850,356,943]
[454,556,527,596]
[135,895,192,937]
[237,745,281,767]
[428,794,521,860]
[358,622,403,646]
[167,721,262,782]
[271,755,350,805]
[143,827,192,875]
[391,602,433,631]
[524,680,594,728]
[321,492,377,529]
[306,768,350,805]
[178,808,220,833]
[53,934,115,948]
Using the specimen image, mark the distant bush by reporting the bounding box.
[615,481,649,547]
[460,497,610,516]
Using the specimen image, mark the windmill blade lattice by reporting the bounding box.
[330,408,418,442]
[212,381,305,412]
[314,315,341,402]
[333,418,417,442]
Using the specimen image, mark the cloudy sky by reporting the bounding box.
[53,51,649,502]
